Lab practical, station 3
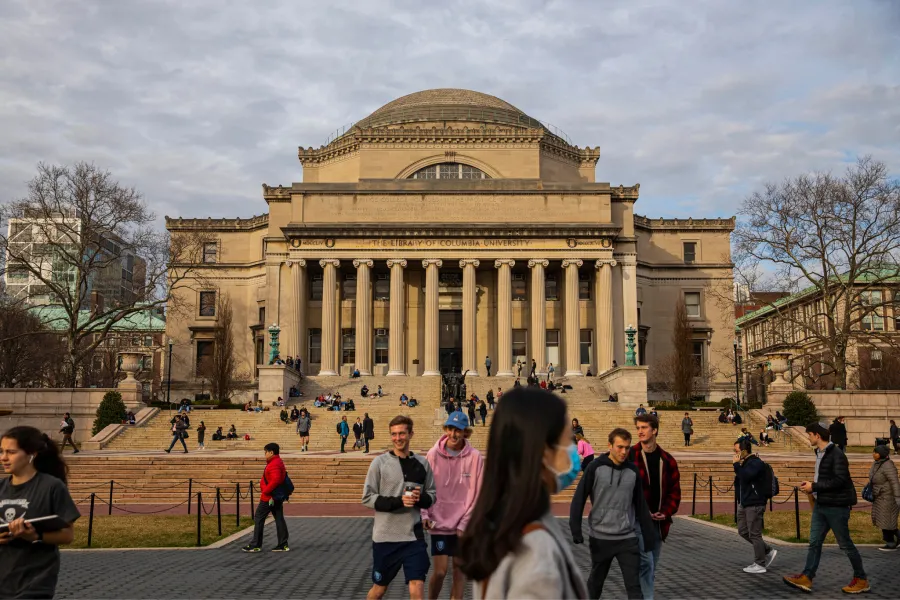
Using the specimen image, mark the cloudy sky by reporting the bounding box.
[1,0,897,225]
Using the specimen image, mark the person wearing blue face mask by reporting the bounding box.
[457,387,588,599]
[569,427,657,599]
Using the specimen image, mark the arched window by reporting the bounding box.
[409,162,490,180]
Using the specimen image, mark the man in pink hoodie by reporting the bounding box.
[422,411,484,600]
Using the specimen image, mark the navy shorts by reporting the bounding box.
[372,540,429,586]
[430,534,458,556]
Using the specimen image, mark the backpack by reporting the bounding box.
[336,423,342,434]
[761,461,779,499]
[266,473,295,501]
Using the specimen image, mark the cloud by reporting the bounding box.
[0,0,897,223]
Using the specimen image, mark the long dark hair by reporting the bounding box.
[2,426,69,484]
[457,387,567,582]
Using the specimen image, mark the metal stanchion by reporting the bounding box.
[108,480,114,515]
[235,483,240,528]
[691,473,697,516]
[709,476,714,519]
[196,492,202,547]
[216,487,222,536]
[88,493,95,548]
[188,478,193,515]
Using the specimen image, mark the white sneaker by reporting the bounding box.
[743,564,767,574]
[765,548,777,568]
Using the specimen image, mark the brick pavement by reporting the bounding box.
[57,517,899,599]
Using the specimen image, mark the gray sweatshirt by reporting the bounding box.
[296,416,311,434]
[362,451,436,543]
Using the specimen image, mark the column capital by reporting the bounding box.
[459,259,480,268]
[494,259,516,269]
[386,258,407,268]
[422,259,443,269]
[595,258,617,268]
[287,259,307,268]
[352,259,374,269]
[528,259,549,269]
[319,258,340,269]
[562,259,584,269]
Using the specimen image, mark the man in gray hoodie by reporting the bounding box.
[362,415,436,599]
[570,427,656,599]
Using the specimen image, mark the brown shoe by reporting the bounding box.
[842,578,870,594]
[784,574,813,593]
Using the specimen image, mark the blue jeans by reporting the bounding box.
[637,528,662,600]
[802,505,866,579]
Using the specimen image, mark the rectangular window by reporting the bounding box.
[862,290,884,331]
[144,335,153,347]
[691,341,704,376]
[512,273,527,301]
[202,242,217,264]
[683,242,696,264]
[546,329,560,367]
[308,329,322,364]
[199,291,216,317]
[512,329,527,365]
[579,274,591,300]
[196,341,214,376]
[545,275,559,301]
[310,275,323,301]
[258,307,265,325]
[579,329,592,365]
[684,292,701,318]
[374,274,390,301]
[341,328,356,365]
[342,273,357,300]
[255,337,264,368]
[375,329,389,364]
[871,349,883,370]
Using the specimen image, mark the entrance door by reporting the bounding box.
[439,309,463,373]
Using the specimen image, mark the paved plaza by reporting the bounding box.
[58,516,899,599]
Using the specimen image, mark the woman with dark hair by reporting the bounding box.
[0,426,80,598]
[571,418,584,441]
[457,387,587,599]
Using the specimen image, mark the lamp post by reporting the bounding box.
[165,337,174,409]
[733,336,741,407]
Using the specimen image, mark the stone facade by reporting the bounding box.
[165,89,735,400]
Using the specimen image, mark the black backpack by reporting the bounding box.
[336,423,342,434]
[265,473,294,501]
[761,461,779,499]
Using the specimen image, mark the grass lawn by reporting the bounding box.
[70,515,254,549]
[692,510,882,544]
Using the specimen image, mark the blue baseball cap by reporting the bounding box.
[444,411,469,429]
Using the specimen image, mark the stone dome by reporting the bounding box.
[353,88,545,131]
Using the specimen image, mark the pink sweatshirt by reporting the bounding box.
[577,438,594,460]
[421,435,484,535]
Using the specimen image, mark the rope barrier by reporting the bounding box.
[92,495,193,515]
[710,481,734,494]
[773,488,798,504]
[199,493,217,516]
[105,480,192,491]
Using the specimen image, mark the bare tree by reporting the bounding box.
[671,297,696,402]
[198,293,246,404]
[733,156,900,389]
[0,162,212,386]
[0,296,60,387]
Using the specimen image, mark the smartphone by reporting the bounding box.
[404,482,422,497]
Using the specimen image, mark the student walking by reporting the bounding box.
[484,356,492,377]
[681,412,694,447]
[784,422,868,594]
[478,401,488,427]
[631,414,681,600]
[363,413,375,454]
[58,412,79,454]
[422,411,484,600]
[196,421,206,450]
[868,445,900,551]
[0,426,80,599]
[296,408,311,451]
[362,416,436,600]
[570,428,656,599]
[164,415,189,453]
[732,439,776,573]
[829,417,848,451]
[242,443,290,552]
[547,362,555,381]
[338,416,350,453]
[575,433,594,472]
[457,387,588,599]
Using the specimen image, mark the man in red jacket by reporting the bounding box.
[242,442,289,552]
[631,413,681,600]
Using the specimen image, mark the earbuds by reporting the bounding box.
[29,455,34,464]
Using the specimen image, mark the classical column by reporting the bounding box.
[422,259,443,376]
[594,258,616,373]
[620,254,639,364]
[354,259,374,376]
[289,260,307,363]
[529,259,549,376]
[563,259,584,377]
[494,259,516,376]
[318,259,340,376]
[460,259,480,376]
[386,259,407,376]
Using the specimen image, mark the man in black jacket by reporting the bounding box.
[829,416,848,451]
[784,423,868,594]
[733,439,775,573]
[362,413,375,454]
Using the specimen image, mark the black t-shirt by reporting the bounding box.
[645,447,662,513]
[0,472,81,598]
